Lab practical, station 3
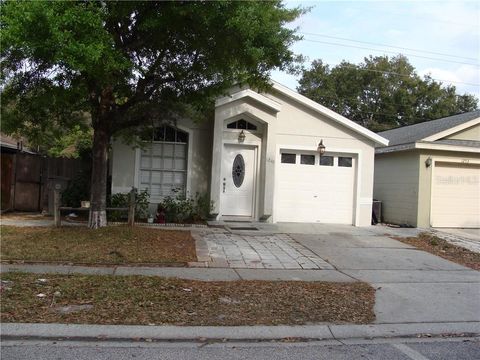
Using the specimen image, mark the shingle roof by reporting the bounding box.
[377,110,480,147]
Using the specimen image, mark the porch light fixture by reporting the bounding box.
[238,130,246,143]
[317,139,326,156]
[425,157,432,168]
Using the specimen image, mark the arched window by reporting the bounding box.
[139,125,188,200]
[226,119,257,131]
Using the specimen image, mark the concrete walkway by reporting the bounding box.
[195,231,334,269]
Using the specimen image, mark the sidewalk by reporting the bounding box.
[1,263,354,282]
[2,322,479,342]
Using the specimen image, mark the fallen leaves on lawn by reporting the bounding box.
[394,233,480,270]
[1,225,196,265]
[1,273,375,326]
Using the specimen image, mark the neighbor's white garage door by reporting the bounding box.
[275,151,356,224]
[431,162,480,228]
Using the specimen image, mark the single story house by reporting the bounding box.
[374,110,480,228]
[111,81,388,226]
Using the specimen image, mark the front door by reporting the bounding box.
[221,145,256,218]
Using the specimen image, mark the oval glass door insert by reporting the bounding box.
[232,154,245,187]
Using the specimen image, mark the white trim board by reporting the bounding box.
[422,117,480,142]
[216,89,282,113]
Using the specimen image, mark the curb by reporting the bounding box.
[2,322,479,342]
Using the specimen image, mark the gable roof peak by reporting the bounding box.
[377,110,480,147]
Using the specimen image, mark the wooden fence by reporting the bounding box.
[53,187,136,227]
[1,152,88,213]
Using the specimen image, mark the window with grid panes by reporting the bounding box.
[140,125,188,200]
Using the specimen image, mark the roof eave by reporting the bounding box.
[376,141,480,155]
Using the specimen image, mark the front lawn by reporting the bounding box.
[1,226,196,265]
[395,233,480,270]
[0,273,375,325]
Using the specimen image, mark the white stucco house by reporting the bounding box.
[374,110,480,228]
[111,82,389,226]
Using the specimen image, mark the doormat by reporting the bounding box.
[228,226,259,231]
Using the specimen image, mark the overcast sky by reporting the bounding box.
[270,0,479,97]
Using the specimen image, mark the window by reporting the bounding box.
[232,154,245,187]
[319,156,334,166]
[142,125,189,143]
[227,119,257,130]
[300,154,315,165]
[338,157,353,167]
[281,153,296,164]
[139,125,188,200]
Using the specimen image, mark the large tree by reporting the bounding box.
[1,1,303,228]
[298,55,478,131]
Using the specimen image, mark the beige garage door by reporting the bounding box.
[431,162,480,228]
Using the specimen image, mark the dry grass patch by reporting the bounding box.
[395,233,480,270]
[0,273,375,325]
[1,226,196,265]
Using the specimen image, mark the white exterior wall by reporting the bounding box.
[111,141,137,194]
[111,117,213,204]
[373,151,420,226]
[266,90,377,226]
[211,88,379,226]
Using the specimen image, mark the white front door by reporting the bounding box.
[221,145,257,217]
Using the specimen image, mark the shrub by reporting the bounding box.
[107,189,150,222]
[61,170,90,207]
[158,191,213,223]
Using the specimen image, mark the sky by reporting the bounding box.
[270,0,480,97]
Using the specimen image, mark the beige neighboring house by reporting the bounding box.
[374,110,480,228]
[111,81,388,226]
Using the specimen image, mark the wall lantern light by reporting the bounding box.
[425,157,432,168]
[317,139,326,156]
[238,130,246,143]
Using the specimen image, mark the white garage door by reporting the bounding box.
[431,162,480,228]
[275,151,356,224]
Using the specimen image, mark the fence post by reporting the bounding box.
[53,184,61,227]
[127,187,136,226]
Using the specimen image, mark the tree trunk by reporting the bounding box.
[88,125,110,229]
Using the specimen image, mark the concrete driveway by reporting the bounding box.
[199,222,480,325]
[282,224,480,325]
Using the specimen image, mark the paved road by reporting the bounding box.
[2,338,479,360]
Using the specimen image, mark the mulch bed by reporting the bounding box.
[394,233,480,270]
[1,225,196,265]
[0,273,375,326]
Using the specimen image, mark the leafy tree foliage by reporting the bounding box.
[298,55,478,131]
[1,1,303,227]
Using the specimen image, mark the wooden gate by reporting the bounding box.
[0,151,89,212]
[13,153,44,211]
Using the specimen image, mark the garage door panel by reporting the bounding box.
[431,162,480,228]
[275,152,355,224]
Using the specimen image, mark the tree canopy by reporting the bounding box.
[1,0,304,227]
[297,55,478,131]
